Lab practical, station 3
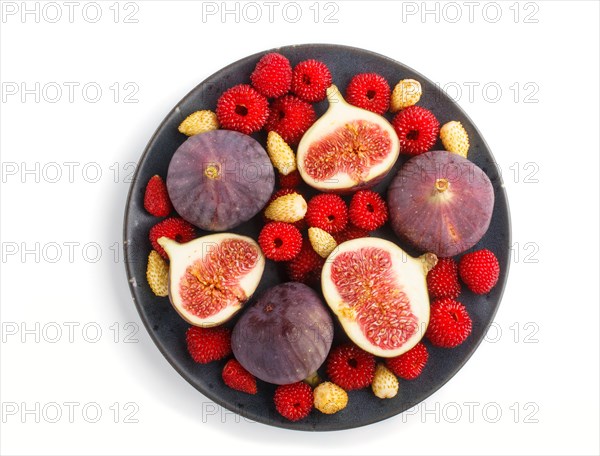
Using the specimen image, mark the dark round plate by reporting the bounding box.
[123,44,510,431]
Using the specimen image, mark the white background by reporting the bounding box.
[1,1,599,455]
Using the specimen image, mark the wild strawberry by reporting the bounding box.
[390,79,422,112]
[313,382,348,415]
[216,84,269,135]
[440,120,470,158]
[426,298,472,348]
[285,239,325,284]
[250,52,292,98]
[308,227,337,258]
[149,217,196,259]
[291,59,332,103]
[144,175,172,217]
[265,95,316,145]
[178,110,219,136]
[266,131,297,176]
[348,189,388,231]
[326,344,376,390]
[274,382,313,421]
[458,249,500,294]
[222,359,257,394]
[146,250,169,297]
[392,105,440,155]
[258,222,302,261]
[345,73,391,115]
[371,363,399,399]
[385,342,429,380]
[305,194,348,234]
[186,326,231,364]
[427,257,461,299]
[264,192,307,223]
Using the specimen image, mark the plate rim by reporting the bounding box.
[123,43,512,431]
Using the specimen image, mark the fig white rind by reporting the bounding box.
[321,237,434,358]
[158,233,265,327]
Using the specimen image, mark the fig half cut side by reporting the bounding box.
[158,233,265,327]
[297,85,400,193]
[321,237,436,358]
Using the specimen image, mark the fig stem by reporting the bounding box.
[419,252,438,274]
[435,178,449,192]
[326,85,344,106]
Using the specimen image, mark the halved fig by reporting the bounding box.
[296,85,400,193]
[167,130,274,232]
[321,237,436,358]
[157,233,265,327]
[387,150,495,257]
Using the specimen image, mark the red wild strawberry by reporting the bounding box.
[216,84,269,135]
[291,59,332,103]
[222,359,257,394]
[426,298,472,348]
[392,105,440,155]
[348,189,389,231]
[149,217,196,259]
[458,249,500,294]
[278,169,302,189]
[326,344,376,390]
[144,175,172,217]
[427,257,461,299]
[345,73,391,115]
[186,326,232,364]
[305,193,348,234]
[285,239,325,285]
[332,224,370,244]
[250,52,292,98]
[265,95,316,145]
[385,342,429,380]
[258,222,302,262]
[274,382,313,421]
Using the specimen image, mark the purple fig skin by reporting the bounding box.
[231,282,334,385]
[387,150,494,257]
[167,130,274,231]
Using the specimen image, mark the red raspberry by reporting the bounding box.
[274,382,313,422]
[265,95,316,145]
[458,249,500,294]
[305,194,348,234]
[222,359,257,394]
[385,343,429,380]
[258,222,302,261]
[348,189,388,231]
[250,52,292,98]
[427,257,461,299]
[186,326,231,364]
[426,298,472,348]
[326,344,376,390]
[291,59,332,103]
[143,175,172,217]
[392,105,440,155]
[285,239,325,284]
[149,217,196,259]
[345,73,391,115]
[216,84,269,135]
[332,224,370,244]
[278,169,302,189]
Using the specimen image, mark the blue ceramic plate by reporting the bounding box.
[123,44,510,431]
